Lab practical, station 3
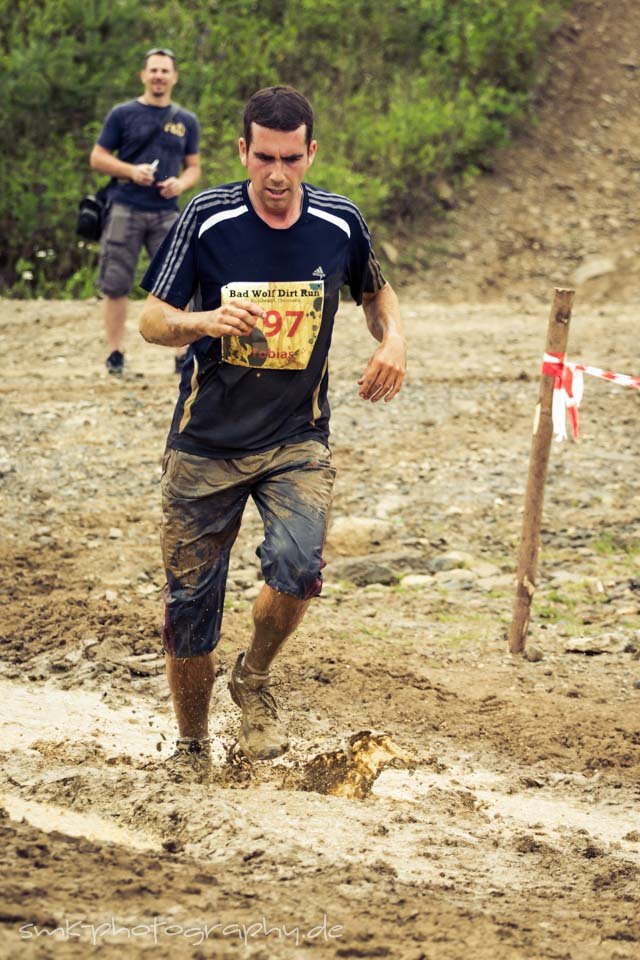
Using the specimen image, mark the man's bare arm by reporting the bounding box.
[139,293,264,348]
[358,283,407,403]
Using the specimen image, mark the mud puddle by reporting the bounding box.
[1,793,157,851]
[0,676,168,758]
[374,765,640,852]
[2,674,638,900]
[0,676,233,765]
[0,678,509,886]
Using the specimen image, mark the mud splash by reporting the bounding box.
[299,730,413,798]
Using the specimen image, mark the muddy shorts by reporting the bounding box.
[160,440,336,658]
[98,203,179,298]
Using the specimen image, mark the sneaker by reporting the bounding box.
[228,654,289,760]
[165,737,211,782]
[106,350,124,375]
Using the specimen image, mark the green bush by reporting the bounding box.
[0,0,570,295]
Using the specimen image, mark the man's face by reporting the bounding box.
[140,54,178,101]
[239,123,317,218]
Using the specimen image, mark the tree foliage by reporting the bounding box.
[0,0,570,295]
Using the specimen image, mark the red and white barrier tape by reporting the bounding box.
[542,351,640,441]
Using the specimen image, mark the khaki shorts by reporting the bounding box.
[98,203,179,298]
[160,440,336,658]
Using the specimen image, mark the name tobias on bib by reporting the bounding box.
[221,280,324,371]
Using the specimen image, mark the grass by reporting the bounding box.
[592,531,640,558]
[593,532,619,556]
[545,590,576,607]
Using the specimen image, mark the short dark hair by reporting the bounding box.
[243,86,314,149]
[143,48,177,68]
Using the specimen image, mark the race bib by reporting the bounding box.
[221,280,324,371]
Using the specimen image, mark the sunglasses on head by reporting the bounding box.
[144,48,176,62]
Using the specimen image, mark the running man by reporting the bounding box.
[139,85,406,774]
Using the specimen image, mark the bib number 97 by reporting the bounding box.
[263,309,304,338]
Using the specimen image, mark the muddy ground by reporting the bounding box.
[3,3,640,955]
[0,290,638,959]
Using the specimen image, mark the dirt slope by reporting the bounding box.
[398,0,640,306]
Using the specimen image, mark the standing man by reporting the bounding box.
[139,86,406,775]
[90,48,200,375]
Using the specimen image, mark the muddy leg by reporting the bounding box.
[242,584,309,675]
[166,652,216,739]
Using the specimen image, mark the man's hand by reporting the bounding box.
[130,163,157,186]
[358,332,407,403]
[140,295,265,347]
[157,177,183,199]
[358,283,406,402]
[196,300,264,339]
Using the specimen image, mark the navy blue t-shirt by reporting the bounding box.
[141,180,386,459]
[98,100,199,211]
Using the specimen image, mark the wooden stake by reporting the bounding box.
[508,288,575,655]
